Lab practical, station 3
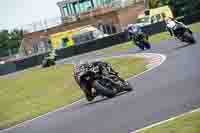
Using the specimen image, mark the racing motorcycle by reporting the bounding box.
[42,51,57,68]
[132,32,151,50]
[173,23,195,44]
[74,62,133,101]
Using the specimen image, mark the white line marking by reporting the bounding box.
[132,108,200,133]
[0,53,166,133]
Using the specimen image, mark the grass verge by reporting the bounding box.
[0,56,147,129]
[137,110,200,133]
[97,22,200,54]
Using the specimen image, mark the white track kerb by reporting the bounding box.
[0,53,166,133]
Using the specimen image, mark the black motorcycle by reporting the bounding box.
[173,24,195,44]
[132,32,151,50]
[74,62,133,101]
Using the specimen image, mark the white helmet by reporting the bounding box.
[166,19,176,29]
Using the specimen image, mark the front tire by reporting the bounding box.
[184,31,195,44]
[136,42,145,50]
[123,82,133,92]
[143,41,151,49]
[93,80,117,98]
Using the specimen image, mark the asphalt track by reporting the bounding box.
[2,33,200,133]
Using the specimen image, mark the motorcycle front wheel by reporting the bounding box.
[135,42,145,50]
[93,80,117,98]
[183,31,195,44]
[143,41,151,49]
[122,81,133,92]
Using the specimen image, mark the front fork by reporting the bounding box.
[104,75,127,92]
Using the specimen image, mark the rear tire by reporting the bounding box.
[93,80,117,98]
[80,83,95,102]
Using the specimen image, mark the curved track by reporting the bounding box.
[2,33,200,133]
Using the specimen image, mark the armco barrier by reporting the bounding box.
[56,32,127,59]
[14,53,46,71]
[0,53,47,75]
[0,32,127,75]
[0,14,199,76]
[0,62,16,75]
[55,46,75,60]
[142,22,166,35]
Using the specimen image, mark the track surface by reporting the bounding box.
[2,33,200,133]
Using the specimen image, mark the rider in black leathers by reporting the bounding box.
[74,61,118,101]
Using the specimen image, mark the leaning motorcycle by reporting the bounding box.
[42,55,56,68]
[74,63,133,101]
[173,24,195,44]
[132,32,151,50]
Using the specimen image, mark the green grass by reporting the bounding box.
[138,111,200,133]
[190,22,200,32]
[103,57,147,79]
[97,22,200,54]
[0,56,147,129]
[97,41,133,54]
[149,32,172,44]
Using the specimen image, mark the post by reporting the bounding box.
[78,0,81,17]
[144,0,149,9]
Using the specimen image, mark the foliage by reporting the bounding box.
[0,29,23,57]
[148,0,160,9]
[158,0,200,16]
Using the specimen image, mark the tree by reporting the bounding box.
[148,0,175,9]
[9,29,23,50]
[0,30,9,48]
[159,0,172,5]
[148,0,160,9]
[0,29,24,57]
[147,0,200,16]
[0,30,10,57]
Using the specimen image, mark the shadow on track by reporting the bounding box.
[85,91,131,106]
[127,47,151,53]
[174,43,195,50]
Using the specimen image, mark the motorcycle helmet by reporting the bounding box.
[166,19,176,29]
[128,24,142,34]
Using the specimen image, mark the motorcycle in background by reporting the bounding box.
[42,50,57,68]
[173,23,196,44]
